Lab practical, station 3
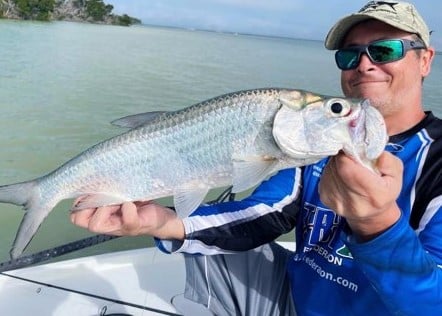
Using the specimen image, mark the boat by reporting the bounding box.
[0,188,295,315]
[0,240,295,315]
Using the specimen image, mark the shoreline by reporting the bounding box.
[0,0,141,26]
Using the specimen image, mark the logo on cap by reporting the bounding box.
[359,1,398,13]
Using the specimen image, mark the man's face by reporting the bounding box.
[339,20,432,117]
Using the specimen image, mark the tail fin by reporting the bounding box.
[0,180,52,259]
[0,181,37,207]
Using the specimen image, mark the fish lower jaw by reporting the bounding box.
[282,149,339,160]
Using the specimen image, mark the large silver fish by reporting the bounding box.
[0,88,387,258]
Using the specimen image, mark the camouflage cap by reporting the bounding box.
[325,1,430,50]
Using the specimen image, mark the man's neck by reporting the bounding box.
[385,109,426,136]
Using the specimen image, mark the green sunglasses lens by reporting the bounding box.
[368,40,404,63]
[335,39,408,70]
[336,50,360,70]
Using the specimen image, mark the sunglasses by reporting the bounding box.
[335,38,426,70]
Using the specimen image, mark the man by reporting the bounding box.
[71,1,442,315]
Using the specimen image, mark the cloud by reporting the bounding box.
[210,0,304,11]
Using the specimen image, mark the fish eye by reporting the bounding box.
[326,99,351,117]
[331,102,343,114]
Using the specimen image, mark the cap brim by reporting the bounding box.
[325,15,374,50]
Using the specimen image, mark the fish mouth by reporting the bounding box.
[345,99,387,168]
[349,103,366,138]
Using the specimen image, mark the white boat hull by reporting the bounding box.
[0,242,295,315]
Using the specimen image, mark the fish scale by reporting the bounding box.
[0,88,387,258]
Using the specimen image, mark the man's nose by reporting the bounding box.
[356,53,376,71]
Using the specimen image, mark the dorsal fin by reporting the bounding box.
[111,111,169,128]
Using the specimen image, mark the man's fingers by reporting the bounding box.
[120,202,141,235]
[134,200,154,208]
[70,208,97,228]
[87,205,122,234]
[70,198,156,235]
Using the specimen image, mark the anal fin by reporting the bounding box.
[71,193,126,211]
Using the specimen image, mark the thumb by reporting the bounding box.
[121,201,141,235]
[375,151,403,178]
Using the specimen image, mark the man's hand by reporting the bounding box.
[319,151,403,242]
[70,200,185,240]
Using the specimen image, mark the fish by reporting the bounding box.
[0,88,387,259]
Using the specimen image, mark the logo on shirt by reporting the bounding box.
[336,245,353,259]
[386,142,404,152]
[301,202,353,263]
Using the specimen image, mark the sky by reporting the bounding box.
[106,0,442,51]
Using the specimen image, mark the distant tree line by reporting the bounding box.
[0,0,141,26]
[13,0,55,20]
[84,0,112,21]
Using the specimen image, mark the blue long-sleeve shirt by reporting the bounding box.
[159,112,442,315]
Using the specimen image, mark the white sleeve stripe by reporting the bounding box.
[416,195,442,235]
[174,239,238,254]
[411,131,433,209]
[183,169,302,236]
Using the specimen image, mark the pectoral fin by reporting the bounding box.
[232,157,277,193]
[173,186,210,218]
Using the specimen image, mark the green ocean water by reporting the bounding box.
[0,20,440,262]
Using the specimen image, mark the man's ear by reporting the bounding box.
[421,47,435,78]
